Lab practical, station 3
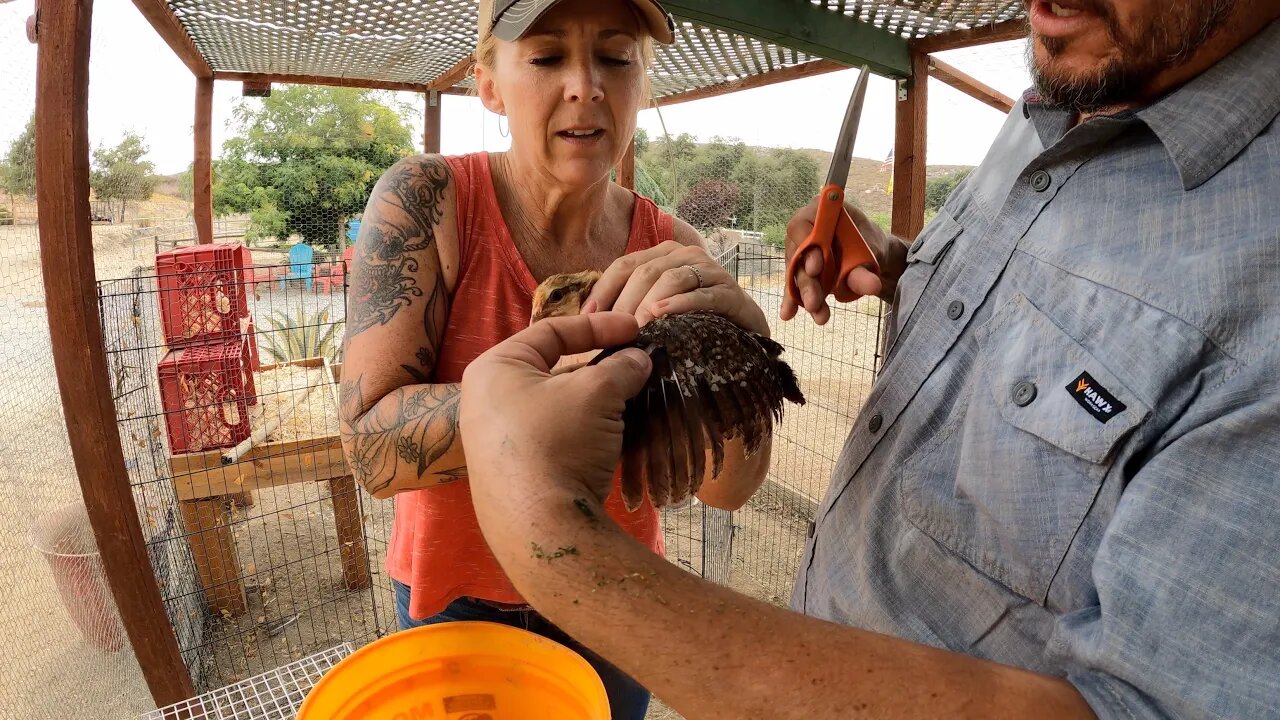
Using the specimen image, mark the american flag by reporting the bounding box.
[879,148,895,172]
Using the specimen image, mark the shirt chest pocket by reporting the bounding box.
[898,294,1150,604]
[888,212,961,350]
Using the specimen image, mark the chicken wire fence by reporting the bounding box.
[100,248,384,696]
[0,4,157,717]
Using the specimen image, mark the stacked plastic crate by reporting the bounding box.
[155,243,260,455]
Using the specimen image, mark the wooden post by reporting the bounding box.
[423,90,442,154]
[328,475,371,590]
[180,498,246,616]
[617,136,636,190]
[194,76,213,245]
[891,51,929,243]
[35,0,194,705]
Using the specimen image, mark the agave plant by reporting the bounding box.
[257,307,344,364]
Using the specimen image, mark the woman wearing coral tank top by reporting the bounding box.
[338,0,770,716]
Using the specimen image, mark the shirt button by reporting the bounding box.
[947,300,965,320]
[1012,381,1038,407]
[1030,170,1051,192]
[868,413,884,433]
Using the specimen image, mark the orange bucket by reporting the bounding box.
[298,621,610,720]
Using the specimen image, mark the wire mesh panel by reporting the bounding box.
[140,643,353,720]
[632,118,890,606]
[816,0,1024,38]
[101,254,398,693]
[735,243,884,602]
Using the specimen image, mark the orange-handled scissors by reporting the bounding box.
[786,65,880,307]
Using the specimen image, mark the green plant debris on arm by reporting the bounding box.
[531,542,580,562]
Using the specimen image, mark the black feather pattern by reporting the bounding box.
[646,384,673,508]
[591,311,805,510]
[620,387,649,511]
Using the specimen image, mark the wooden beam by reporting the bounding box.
[661,0,912,78]
[428,55,475,92]
[891,52,929,243]
[657,59,846,107]
[241,79,271,97]
[36,0,195,706]
[193,76,213,245]
[213,71,431,94]
[423,91,442,154]
[130,0,211,78]
[909,18,1027,54]
[928,57,1014,114]
[617,137,636,190]
[169,437,348,501]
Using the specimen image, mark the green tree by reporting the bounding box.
[636,135,818,233]
[633,159,669,210]
[213,86,415,247]
[926,168,973,212]
[731,148,819,231]
[178,162,194,201]
[90,131,160,222]
[680,136,745,189]
[633,127,650,156]
[0,113,37,211]
[677,179,740,234]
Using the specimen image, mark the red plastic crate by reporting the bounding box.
[158,341,253,455]
[155,244,251,347]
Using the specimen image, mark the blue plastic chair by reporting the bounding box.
[278,243,315,291]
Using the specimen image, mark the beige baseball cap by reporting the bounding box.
[478,0,676,45]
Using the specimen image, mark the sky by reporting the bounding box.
[0,1,1033,176]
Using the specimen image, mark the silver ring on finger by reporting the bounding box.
[685,264,705,289]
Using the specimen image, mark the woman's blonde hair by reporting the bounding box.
[472,15,656,106]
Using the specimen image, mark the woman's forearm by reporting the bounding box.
[696,436,771,511]
[339,377,467,499]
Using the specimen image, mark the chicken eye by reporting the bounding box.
[548,288,566,303]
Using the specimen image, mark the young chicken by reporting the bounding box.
[530,271,806,511]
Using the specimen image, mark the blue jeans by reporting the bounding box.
[393,580,650,719]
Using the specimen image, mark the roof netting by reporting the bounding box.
[816,0,1025,38]
[166,1,1026,97]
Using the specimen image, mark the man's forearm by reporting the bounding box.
[484,491,1096,720]
[339,378,466,498]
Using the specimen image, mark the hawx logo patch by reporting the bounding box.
[1067,371,1125,424]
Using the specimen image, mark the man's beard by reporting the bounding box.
[1029,0,1238,112]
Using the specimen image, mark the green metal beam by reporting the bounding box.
[661,0,913,79]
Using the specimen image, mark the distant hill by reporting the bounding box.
[799,149,972,218]
[154,173,186,199]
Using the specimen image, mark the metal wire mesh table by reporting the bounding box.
[140,644,352,720]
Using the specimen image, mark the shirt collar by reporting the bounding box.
[1022,19,1280,191]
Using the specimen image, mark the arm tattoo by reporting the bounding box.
[340,374,464,494]
[340,157,463,494]
[405,269,449,379]
[347,157,450,338]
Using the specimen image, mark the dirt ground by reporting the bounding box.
[0,222,174,719]
[0,215,876,719]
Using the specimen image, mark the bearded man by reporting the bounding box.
[457,3,1280,717]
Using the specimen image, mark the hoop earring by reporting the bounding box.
[498,113,510,138]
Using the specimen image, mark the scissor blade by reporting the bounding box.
[825,65,871,189]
